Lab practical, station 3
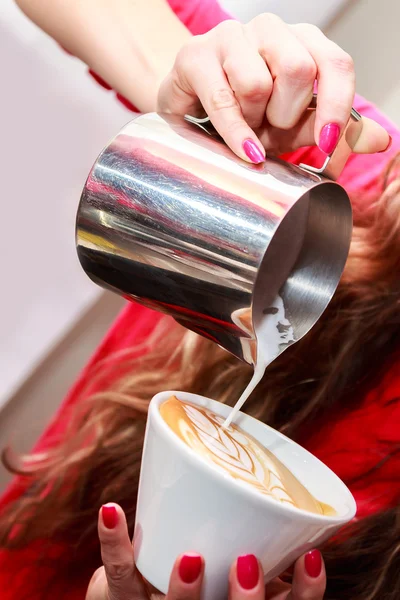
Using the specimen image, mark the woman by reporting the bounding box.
[2,1,399,599]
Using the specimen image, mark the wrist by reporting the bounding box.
[78,0,191,112]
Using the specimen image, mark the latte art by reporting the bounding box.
[160,397,335,516]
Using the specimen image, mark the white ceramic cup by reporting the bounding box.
[134,391,356,599]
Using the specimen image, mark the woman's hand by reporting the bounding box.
[158,14,390,162]
[86,503,326,599]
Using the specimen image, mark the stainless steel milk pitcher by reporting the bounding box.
[76,99,361,363]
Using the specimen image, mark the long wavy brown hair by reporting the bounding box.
[1,155,400,599]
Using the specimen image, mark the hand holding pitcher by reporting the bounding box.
[158,15,390,161]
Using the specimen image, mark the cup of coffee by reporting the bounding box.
[134,391,356,599]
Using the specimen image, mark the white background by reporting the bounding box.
[0,1,129,407]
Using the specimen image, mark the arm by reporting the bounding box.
[15,0,192,111]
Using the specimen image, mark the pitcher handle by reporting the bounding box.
[185,93,363,181]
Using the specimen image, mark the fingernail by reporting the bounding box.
[116,93,137,112]
[179,553,202,584]
[304,549,322,578]
[319,123,340,155]
[378,135,393,153]
[237,554,259,590]
[101,504,118,529]
[88,69,112,90]
[243,139,265,164]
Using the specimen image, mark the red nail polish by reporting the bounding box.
[319,123,340,155]
[88,70,112,91]
[378,135,393,153]
[179,554,202,584]
[304,549,322,578]
[116,93,137,112]
[102,504,118,529]
[237,554,259,590]
[243,139,265,164]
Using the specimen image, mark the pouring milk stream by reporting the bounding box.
[224,294,295,427]
[76,102,359,421]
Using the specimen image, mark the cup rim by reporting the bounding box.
[150,390,357,525]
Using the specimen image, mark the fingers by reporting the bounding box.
[166,553,204,600]
[229,554,265,600]
[158,15,389,164]
[197,63,265,162]
[352,116,392,153]
[257,110,391,155]
[252,14,317,131]
[291,24,356,153]
[221,24,273,130]
[158,30,265,164]
[223,49,272,131]
[182,52,266,162]
[286,550,326,600]
[98,503,146,600]
[258,110,315,153]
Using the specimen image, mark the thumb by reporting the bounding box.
[258,112,391,155]
[351,116,391,154]
[98,503,146,600]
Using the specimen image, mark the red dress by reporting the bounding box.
[2,3,400,598]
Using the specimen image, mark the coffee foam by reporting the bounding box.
[160,396,334,515]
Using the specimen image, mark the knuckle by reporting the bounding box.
[231,74,271,101]
[174,50,190,76]
[225,118,247,136]
[167,69,193,103]
[175,37,202,71]
[279,117,299,130]
[267,112,294,130]
[329,51,355,75]
[209,86,237,111]
[279,56,316,83]
[292,22,322,37]
[168,69,182,95]
[253,12,283,28]
[266,103,305,130]
[104,560,134,582]
[215,19,241,35]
